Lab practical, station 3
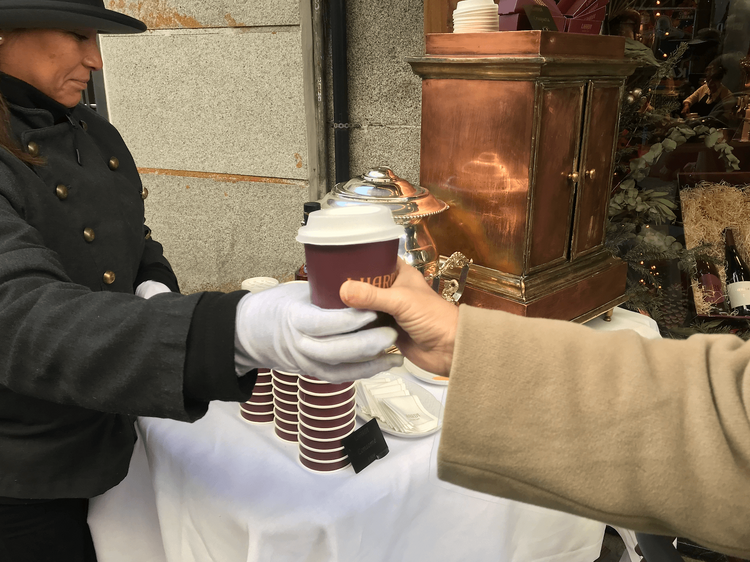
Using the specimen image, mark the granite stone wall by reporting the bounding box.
[100,0,424,293]
[338,0,424,188]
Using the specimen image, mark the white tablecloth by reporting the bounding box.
[89,307,659,562]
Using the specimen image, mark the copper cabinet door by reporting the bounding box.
[527,82,585,272]
[420,78,536,276]
[571,81,623,259]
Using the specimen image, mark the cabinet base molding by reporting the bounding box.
[440,254,628,322]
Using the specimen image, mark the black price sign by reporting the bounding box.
[523,4,559,31]
[342,418,389,474]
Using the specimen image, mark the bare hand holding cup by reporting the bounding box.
[340,259,458,376]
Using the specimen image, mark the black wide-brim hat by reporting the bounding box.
[0,0,147,34]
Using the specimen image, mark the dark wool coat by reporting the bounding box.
[0,75,255,500]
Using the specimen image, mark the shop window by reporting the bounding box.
[82,69,109,121]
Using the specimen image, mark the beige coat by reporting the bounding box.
[437,306,750,559]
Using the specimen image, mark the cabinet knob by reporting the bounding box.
[567,172,579,183]
[585,169,596,180]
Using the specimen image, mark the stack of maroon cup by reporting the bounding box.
[272,370,299,443]
[294,205,403,472]
[239,368,274,424]
[238,277,280,425]
[297,375,356,472]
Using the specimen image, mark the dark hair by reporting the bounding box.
[0,30,43,166]
[0,93,43,166]
[608,9,640,34]
[706,63,727,82]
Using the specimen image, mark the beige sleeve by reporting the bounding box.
[437,305,750,559]
[683,83,708,106]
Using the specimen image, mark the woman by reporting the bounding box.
[340,260,750,559]
[681,63,736,119]
[0,2,400,560]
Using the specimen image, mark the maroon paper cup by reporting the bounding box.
[304,239,399,309]
[273,388,298,404]
[258,368,271,375]
[298,408,355,429]
[297,383,354,397]
[241,401,274,414]
[299,452,350,473]
[271,370,299,384]
[275,425,298,443]
[298,418,355,439]
[273,403,299,421]
[299,443,348,462]
[299,440,345,454]
[274,418,298,434]
[300,399,356,420]
[240,410,274,424]
[253,381,273,393]
[298,377,354,394]
[272,379,298,395]
[298,388,355,406]
[273,408,297,423]
[256,373,273,384]
[274,396,298,412]
[246,393,274,405]
[298,397,355,417]
[298,431,352,450]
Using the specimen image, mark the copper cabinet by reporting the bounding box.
[408,31,637,320]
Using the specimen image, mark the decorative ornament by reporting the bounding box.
[426,252,473,304]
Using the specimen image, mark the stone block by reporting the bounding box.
[100,28,307,180]
[347,0,423,126]
[348,125,422,188]
[140,171,307,294]
[105,0,299,29]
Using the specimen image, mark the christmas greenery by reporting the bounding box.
[606,40,749,337]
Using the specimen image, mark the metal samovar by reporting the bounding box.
[319,167,448,277]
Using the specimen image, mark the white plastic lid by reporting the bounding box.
[296,205,404,246]
[241,277,280,293]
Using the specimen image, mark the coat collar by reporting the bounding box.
[0,72,74,127]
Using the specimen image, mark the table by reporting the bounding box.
[88,308,659,562]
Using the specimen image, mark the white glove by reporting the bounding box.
[235,282,402,382]
[135,280,172,299]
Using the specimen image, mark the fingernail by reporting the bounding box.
[341,281,361,304]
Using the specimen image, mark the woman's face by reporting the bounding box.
[706,76,721,94]
[0,28,102,108]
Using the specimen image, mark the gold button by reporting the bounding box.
[80,120,88,131]
[83,228,95,243]
[108,157,119,171]
[55,184,68,200]
[27,142,39,156]
[141,187,149,200]
[103,271,116,285]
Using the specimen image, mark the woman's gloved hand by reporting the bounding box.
[135,280,172,299]
[235,282,402,382]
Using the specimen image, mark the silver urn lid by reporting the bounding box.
[320,167,448,224]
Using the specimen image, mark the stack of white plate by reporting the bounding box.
[453,0,500,33]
